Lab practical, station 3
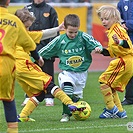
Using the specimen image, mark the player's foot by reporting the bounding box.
[99,105,119,119]
[17,115,35,122]
[121,99,133,105]
[113,110,127,118]
[45,98,54,106]
[60,114,70,122]
[68,103,86,111]
[21,98,30,106]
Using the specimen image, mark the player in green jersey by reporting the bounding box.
[39,14,103,122]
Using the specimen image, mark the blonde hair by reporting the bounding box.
[15,8,36,23]
[97,5,121,24]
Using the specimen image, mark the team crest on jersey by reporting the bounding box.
[66,56,84,68]
[43,13,50,17]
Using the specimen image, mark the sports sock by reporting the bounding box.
[61,84,73,115]
[62,94,73,115]
[112,91,123,112]
[7,122,18,133]
[52,88,73,105]
[19,97,39,117]
[100,84,115,109]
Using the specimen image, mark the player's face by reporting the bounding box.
[100,14,115,29]
[66,26,79,39]
[34,0,44,4]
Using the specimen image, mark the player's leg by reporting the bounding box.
[58,71,87,122]
[41,59,54,106]
[112,90,127,118]
[18,91,45,122]
[99,83,118,118]
[58,72,75,122]
[60,82,74,122]
[18,82,85,122]
[3,100,18,133]
[51,84,85,111]
[98,58,128,118]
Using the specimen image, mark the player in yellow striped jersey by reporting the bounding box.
[97,5,133,119]
[0,1,37,133]
[14,8,85,122]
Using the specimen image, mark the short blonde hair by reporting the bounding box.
[97,5,121,24]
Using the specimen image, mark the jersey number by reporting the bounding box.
[0,29,5,53]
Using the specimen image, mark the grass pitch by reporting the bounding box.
[0,72,133,133]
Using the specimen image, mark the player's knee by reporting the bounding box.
[36,91,45,102]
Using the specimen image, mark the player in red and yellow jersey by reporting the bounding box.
[0,1,37,133]
[97,5,133,119]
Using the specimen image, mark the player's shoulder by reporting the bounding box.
[6,13,22,23]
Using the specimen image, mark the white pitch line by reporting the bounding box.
[17,124,126,132]
[0,124,127,133]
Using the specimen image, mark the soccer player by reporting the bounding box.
[14,8,85,122]
[97,5,133,118]
[38,14,103,122]
[0,0,37,133]
[25,0,60,106]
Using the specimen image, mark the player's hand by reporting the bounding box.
[36,56,44,67]
[94,47,102,53]
[58,22,65,31]
[112,34,119,44]
[121,23,128,30]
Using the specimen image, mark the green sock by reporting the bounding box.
[62,95,73,116]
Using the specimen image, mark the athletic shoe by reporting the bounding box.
[68,103,86,111]
[60,114,70,122]
[17,115,35,122]
[114,110,127,118]
[45,98,54,106]
[21,98,30,106]
[99,105,119,119]
[121,99,133,106]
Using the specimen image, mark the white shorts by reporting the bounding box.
[58,70,88,98]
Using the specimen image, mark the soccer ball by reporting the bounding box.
[72,101,91,121]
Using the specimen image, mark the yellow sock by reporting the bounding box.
[112,91,123,112]
[53,88,73,105]
[100,84,115,109]
[7,122,18,133]
[19,97,38,117]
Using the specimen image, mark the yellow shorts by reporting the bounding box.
[0,57,16,101]
[16,59,52,97]
[99,55,133,92]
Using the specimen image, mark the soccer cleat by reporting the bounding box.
[17,115,35,122]
[113,110,127,119]
[68,103,86,111]
[60,114,70,122]
[99,105,119,119]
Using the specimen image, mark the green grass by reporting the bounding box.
[0,72,133,133]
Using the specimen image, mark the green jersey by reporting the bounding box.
[39,31,102,72]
